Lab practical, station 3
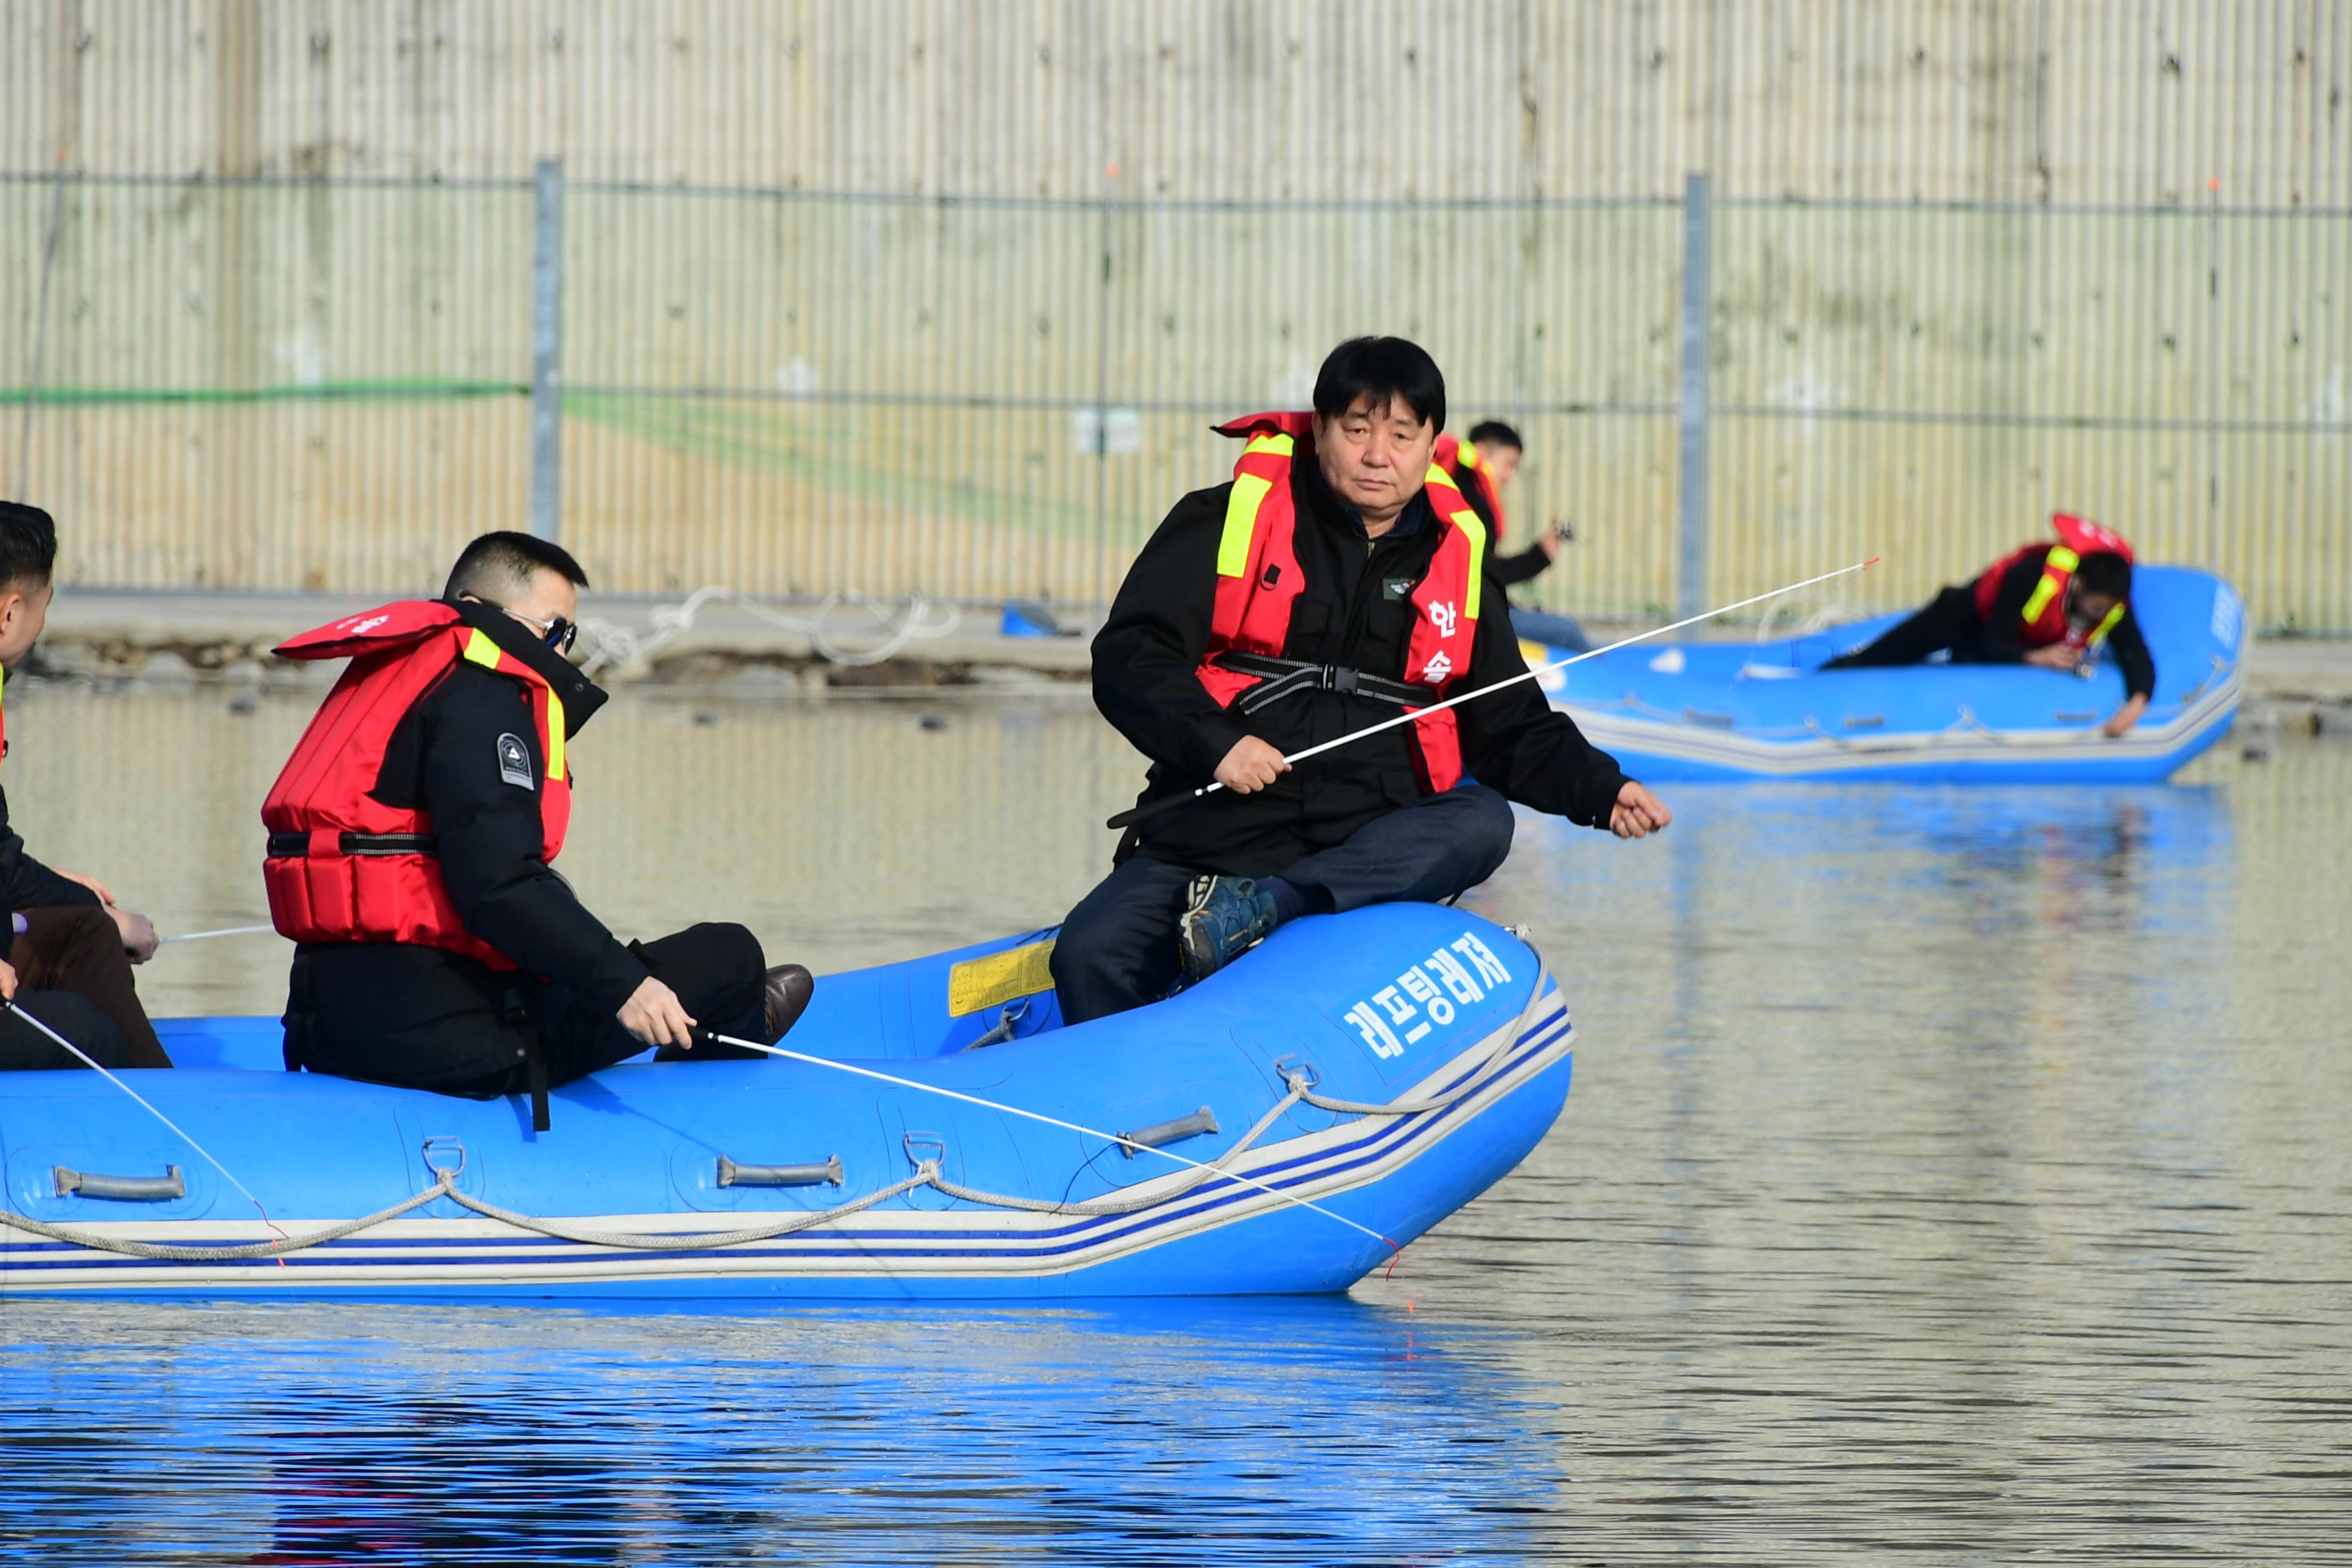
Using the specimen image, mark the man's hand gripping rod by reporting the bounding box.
[1107,558,1880,831]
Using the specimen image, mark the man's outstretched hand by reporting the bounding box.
[1610,781,1672,839]
[55,870,159,963]
[2102,694,2150,738]
[110,908,159,965]
[1215,735,1291,795]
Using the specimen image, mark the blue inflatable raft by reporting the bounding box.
[0,905,1570,1299]
[1532,565,2246,783]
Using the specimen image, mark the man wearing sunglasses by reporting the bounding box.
[262,531,813,1129]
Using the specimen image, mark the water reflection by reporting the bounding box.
[1,1298,1555,1567]
[4,684,2351,1561]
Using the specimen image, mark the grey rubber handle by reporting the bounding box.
[54,1164,186,1202]
[716,1154,843,1188]
[1115,1107,1220,1159]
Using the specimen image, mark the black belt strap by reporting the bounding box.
[500,985,551,1133]
[266,831,440,858]
[1212,651,1440,715]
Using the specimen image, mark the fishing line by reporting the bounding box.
[1108,556,1881,829]
[0,998,288,1256]
[704,1031,1401,1259]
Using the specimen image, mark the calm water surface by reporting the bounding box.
[3,682,2348,1565]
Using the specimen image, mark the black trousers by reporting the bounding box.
[1822,585,1994,669]
[287,923,770,1097]
[0,989,130,1071]
[1050,786,1516,1025]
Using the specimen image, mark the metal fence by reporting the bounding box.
[6,167,2349,629]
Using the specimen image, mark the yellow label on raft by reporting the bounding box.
[947,939,1058,1018]
[1520,638,1569,694]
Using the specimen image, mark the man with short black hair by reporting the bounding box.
[1439,419,1589,652]
[266,531,814,1126]
[1823,513,2155,737]
[0,500,172,1072]
[1050,337,1670,1024]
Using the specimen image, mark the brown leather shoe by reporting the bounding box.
[763,963,815,1040]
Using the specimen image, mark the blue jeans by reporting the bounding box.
[1508,607,1592,653]
[1049,786,1517,1024]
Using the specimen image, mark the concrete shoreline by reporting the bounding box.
[27,589,2352,732]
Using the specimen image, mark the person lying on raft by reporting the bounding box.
[265,531,814,1128]
[0,501,173,1073]
[1050,336,1672,1026]
[1821,513,2155,738]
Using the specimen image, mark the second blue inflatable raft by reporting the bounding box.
[1531,565,2245,783]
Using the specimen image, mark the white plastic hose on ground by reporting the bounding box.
[579,589,963,676]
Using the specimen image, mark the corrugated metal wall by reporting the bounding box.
[6,1,2348,627]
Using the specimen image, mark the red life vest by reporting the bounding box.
[1433,432,1508,544]
[1196,412,1487,792]
[260,601,573,969]
[1972,513,2135,651]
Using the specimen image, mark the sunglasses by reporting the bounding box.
[504,606,578,653]
[456,593,580,654]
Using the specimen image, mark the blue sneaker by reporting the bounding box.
[1177,876,1279,984]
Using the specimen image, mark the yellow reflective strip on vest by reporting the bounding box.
[1220,474,1274,578]
[462,625,562,779]
[544,689,565,782]
[1242,432,1294,458]
[2019,575,2060,625]
[1451,509,1487,622]
[2087,603,2125,649]
[1424,461,1461,494]
[2019,548,2076,625]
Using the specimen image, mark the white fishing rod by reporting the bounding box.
[156,923,279,946]
[1108,557,1881,830]
[0,996,288,1251]
[702,1030,1402,1260]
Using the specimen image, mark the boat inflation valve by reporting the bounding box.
[716,1154,844,1189]
[1114,1107,1219,1159]
[54,1164,185,1202]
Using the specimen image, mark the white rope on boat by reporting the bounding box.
[0,1180,451,1262]
[0,985,1553,1265]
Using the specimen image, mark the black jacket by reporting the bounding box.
[1979,547,2156,699]
[284,601,642,1086]
[1095,457,1629,877]
[1449,456,1554,593]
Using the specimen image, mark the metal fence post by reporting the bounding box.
[529,159,564,543]
[1676,172,1711,620]
[14,151,72,503]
